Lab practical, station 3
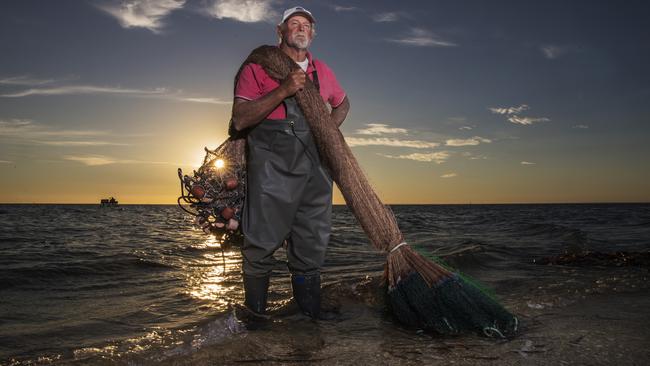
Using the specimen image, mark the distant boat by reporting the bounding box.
[100,197,119,207]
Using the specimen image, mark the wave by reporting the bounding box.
[436,248,508,271]
[515,222,576,236]
[0,256,174,283]
[513,222,591,248]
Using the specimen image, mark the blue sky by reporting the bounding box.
[1,0,649,203]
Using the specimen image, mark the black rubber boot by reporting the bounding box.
[243,274,270,315]
[291,273,330,319]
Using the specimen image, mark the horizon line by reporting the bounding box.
[1,201,649,206]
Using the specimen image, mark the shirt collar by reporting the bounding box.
[274,45,316,73]
[305,51,315,74]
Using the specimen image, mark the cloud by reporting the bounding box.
[387,28,456,47]
[489,104,529,115]
[445,136,491,146]
[64,155,117,166]
[23,130,109,137]
[333,5,357,12]
[345,137,439,149]
[540,45,565,59]
[0,76,58,86]
[0,118,33,132]
[346,123,443,149]
[0,118,128,146]
[37,141,129,146]
[446,117,475,131]
[99,0,186,33]
[1,85,168,98]
[489,104,549,125]
[461,152,488,160]
[205,0,276,23]
[379,151,450,163]
[178,97,232,105]
[64,154,176,166]
[441,173,457,178]
[573,124,589,129]
[0,119,54,140]
[0,82,230,104]
[372,12,399,22]
[520,161,536,165]
[507,115,549,125]
[354,123,408,135]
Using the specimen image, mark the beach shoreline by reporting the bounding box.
[147,269,650,366]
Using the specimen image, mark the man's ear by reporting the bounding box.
[276,25,283,44]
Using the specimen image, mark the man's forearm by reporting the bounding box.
[330,96,350,127]
[231,87,289,131]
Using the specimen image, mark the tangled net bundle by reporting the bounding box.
[177,137,246,247]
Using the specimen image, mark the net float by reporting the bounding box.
[227,219,239,231]
[221,207,235,220]
[190,185,206,199]
[225,177,238,190]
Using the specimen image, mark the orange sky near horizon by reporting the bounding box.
[2,1,650,205]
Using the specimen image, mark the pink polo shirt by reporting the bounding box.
[234,51,346,120]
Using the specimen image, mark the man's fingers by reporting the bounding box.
[293,73,306,90]
[296,73,306,82]
[283,69,307,94]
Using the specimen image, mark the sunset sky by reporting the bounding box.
[1,0,649,204]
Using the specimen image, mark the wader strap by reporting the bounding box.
[311,67,320,92]
[284,97,302,122]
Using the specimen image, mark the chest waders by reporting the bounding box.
[241,85,333,319]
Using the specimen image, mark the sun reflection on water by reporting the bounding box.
[185,236,242,308]
[200,235,225,249]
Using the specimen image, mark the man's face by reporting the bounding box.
[280,14,313,50]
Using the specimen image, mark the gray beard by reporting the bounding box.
[287,34,311,50]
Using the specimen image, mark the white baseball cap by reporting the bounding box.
[280,6,315,24]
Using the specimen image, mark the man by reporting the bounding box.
[231,6,350,320]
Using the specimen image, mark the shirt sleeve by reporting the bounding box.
[234,64,262,101]
[321,62,346,108]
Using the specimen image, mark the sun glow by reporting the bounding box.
[214,159,225,169]
[194,150,206,168]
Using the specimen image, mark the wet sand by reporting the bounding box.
[148,267,650,366]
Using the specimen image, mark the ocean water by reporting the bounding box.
[1,203,649,365]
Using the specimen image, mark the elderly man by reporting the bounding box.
[231,6,350,320]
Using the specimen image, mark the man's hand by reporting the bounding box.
[231,69,305,132]
[330,96,350,128]
[281,69,306,97]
